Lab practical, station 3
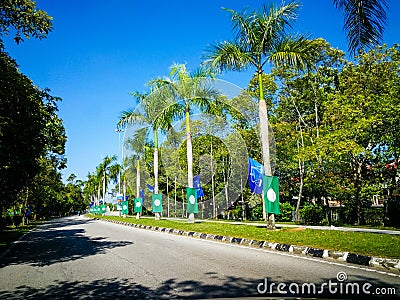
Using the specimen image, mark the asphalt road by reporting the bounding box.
[0,216,399,299]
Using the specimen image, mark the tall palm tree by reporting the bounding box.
[124,128,147,202]
[96,155,119,205]
[203,2,320,225]
[83,173,99,205]
[153,63,219,189]
[333,0,388,56]
[118,89,169,196]
[153,64,220,222]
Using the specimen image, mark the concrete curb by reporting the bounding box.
[97,218,400,273]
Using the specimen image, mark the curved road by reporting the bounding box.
[0,216,398,299]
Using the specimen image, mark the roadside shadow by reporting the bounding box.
[0,223,133,267]
[0,274,397,299]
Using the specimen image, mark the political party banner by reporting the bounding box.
[152,194,163,213]
[263,175,280,214]
[186,187,198,214]
[116,194,123,211]
[193,174,204,197]
[248,157,264,194]
[134,197,143,213]
[121,201,129,215]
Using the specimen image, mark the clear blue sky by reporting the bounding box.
[3,0,400,182]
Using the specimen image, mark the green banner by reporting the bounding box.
[121,201,129,215]
[101,205,107,214]
[263,175,280,214]
[134,197,143,213]
[186,187,198,214]
[152,194,163,213]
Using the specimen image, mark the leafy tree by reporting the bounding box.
[0,0,53,44]
[0,49,66,228]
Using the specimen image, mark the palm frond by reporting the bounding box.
[203,41,254,72]
[334,0,388,55]
[118,109,149,128]
[268,35,322,71]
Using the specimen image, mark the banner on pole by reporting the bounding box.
[121,201,129,215]
[193,174,204,197]
[263,175,280,214]
[134,197,143,213]
[186,187,198,214]
[152,194,163,213]
[248,157,264,194]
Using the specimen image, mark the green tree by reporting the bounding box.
[0,50,66,228]
[0,0,53,44]
[203,2,320,227]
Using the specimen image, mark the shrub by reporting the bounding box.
[275,202,295,222]
[300,203,325,225]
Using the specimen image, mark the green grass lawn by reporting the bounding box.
[0,221,42,254]
[93,215,400,259]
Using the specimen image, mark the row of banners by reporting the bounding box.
[91,158,280,215]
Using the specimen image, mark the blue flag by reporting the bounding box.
[248,157,264,194]
[193,174,204,197]
[147,184,155,193]
[139,189,145,203]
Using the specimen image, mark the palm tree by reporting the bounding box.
[118,89,169,196]
[83,173,99,206]
[123,127,148,216]
[96,155,119,205]
[153,63,220,221]
[333,0,388,56]
[203,2,320,226]
[153,64,219,188]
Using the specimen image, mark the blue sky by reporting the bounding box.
[3,0,400,182]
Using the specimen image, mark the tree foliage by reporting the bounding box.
[0,0,53,44]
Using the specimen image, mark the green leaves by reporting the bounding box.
[334,0,388,55]
[0,0,53,44]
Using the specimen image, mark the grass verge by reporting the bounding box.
[93,215,400,259]
[0,221,42,254]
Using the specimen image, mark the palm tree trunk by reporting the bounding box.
[174,176,177,217]
[211,140,216,218]
[136,160,140,198]
[153,129,160,220]
[186,104,195,223]
[102,172,106,206]
[258,72,274,228]
[186,105,193,188]
[154,129,159,194]
[167,176,170,217]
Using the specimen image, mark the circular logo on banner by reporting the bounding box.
[154,199,161,207]
[267,188,276,202]
[136,202,142,208]
[122,205,127,210]
[189,195,196,205]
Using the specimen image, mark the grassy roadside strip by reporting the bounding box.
[94,215,400,259]
[0,221,43,254]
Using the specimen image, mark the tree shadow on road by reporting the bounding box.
[1,274,397,299]
[0,217,133,267]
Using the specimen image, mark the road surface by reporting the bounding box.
[0,216,399,299]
